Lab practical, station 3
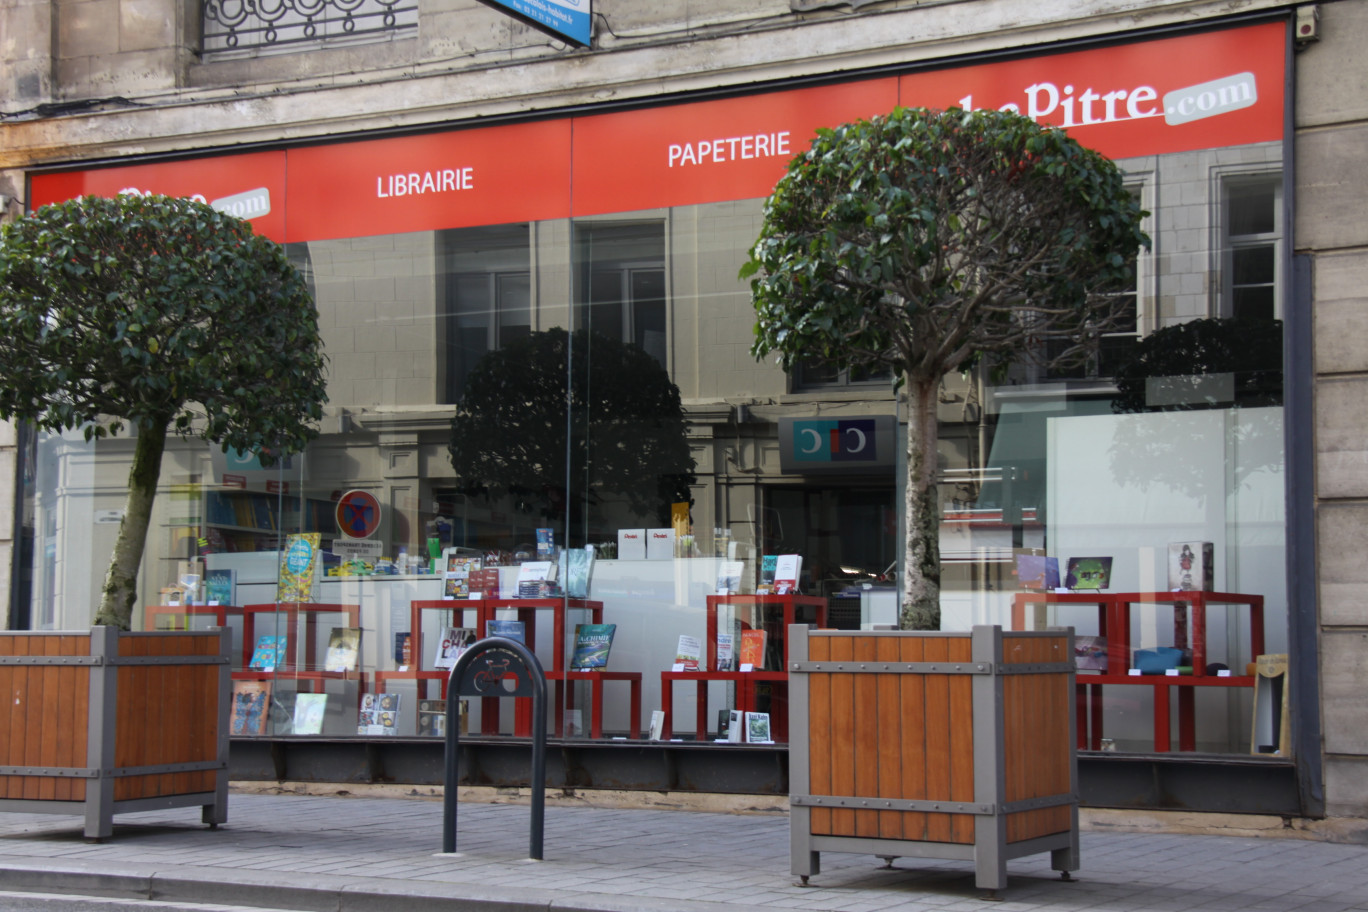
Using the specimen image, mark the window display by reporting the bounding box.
[18,20,1289,759]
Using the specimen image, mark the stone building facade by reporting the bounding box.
[2,0,1366,823]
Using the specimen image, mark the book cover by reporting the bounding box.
[618,528,646,561]
[393,631,412,666]
[674,634,702,671]
[248,634,287,671]
[773,554,802,595]
[739,629,768,670]
[434,627,476,669]
[745,711,773,744]
[716,631,735,672]
[648,709,666,741]
[727,708,744,743]
[1065,556,1113,590]
[469,567,501,599]
[486,619,526,644]
[277,532,321,603]
[646,527,675,560]
[292,692,328,735]
[418,698,447,737]
[444,574,470,599]
[716,560,744,594]
[1168,541,1214,591]
[230,679,271,736]
[559,546,595,599]
[204,568,235,606]
[1074,635,1108,672]
[536,527,555,559]
[323,626,361,672]
[357,692,401,736]
[444,553,481,576]
[759,554,778,592]
[1015,552,1060,590]
[716,708,732,740]
[570,623,616,670]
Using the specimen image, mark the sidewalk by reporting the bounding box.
[1,788,1366,912]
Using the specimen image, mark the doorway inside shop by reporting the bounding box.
[760,484,897,628]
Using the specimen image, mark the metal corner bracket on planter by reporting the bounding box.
[786,623,1080,894]
[0,626,232,840]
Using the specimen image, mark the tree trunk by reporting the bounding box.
[900,377,942,630]
[94,423,168,630]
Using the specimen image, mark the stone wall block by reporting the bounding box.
[1320,629,1368,755]
[1316,502,1368,627]
[1315,376,1368,500]
[1295,123,1368,252]
[1313,251,1368,375]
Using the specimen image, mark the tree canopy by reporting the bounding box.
[0,193,328,628]
[744,106,1149,629]
[449,327,695,529]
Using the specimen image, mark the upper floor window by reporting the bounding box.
[202,0,418,55]
[1222,178,1282,322]
[575,222,667,367]
[793,359,894,391]
[441,224,532,403]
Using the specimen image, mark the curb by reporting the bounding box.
[0,859,771,912]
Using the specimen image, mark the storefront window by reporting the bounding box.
[17,21,1291,758]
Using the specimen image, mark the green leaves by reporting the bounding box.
[743,106,1149,380]
[0,193,327,455]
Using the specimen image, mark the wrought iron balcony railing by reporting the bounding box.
[203,0,418,54]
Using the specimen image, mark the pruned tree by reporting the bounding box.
[0,194,328,629]
[450,327,695,529]
[743,107,1149,630]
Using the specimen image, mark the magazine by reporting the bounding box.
[716,560,744,594]
[276,532,321,603]
[434,627,476,669]
[739,629,767,670]
[773,554,802,595]
[560,546,595,599]
[418,698,447,737]
[230,680,271,736]
[323,626,360,672]
[569,623,617,670]
[745,711,773,744]
[248,634,287,671]
[357,692,401,736]
[292,693,328,735]
[204,568,235,606]
[486,619,526,644]
[673,634,702,671]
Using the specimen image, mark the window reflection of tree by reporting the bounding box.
[448,328,696,543]
[1107,317,1284,496]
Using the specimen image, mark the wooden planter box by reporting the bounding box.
[0,627,231,840]
[787,625,1078,892]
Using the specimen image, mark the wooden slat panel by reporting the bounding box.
[53,641,80,801]
[898,635,927,842]
[115,636,151,801]
[828,634,856,836]
[38,653,60,800]
[948,636,975,845]
[807,635,833,835]
[921,635,953,843]
[0,650,13,799]
[21,646,44,800]
[852,635,880,838]
[875,635,903,839]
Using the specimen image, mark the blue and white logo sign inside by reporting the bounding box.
[484,0,591,47]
